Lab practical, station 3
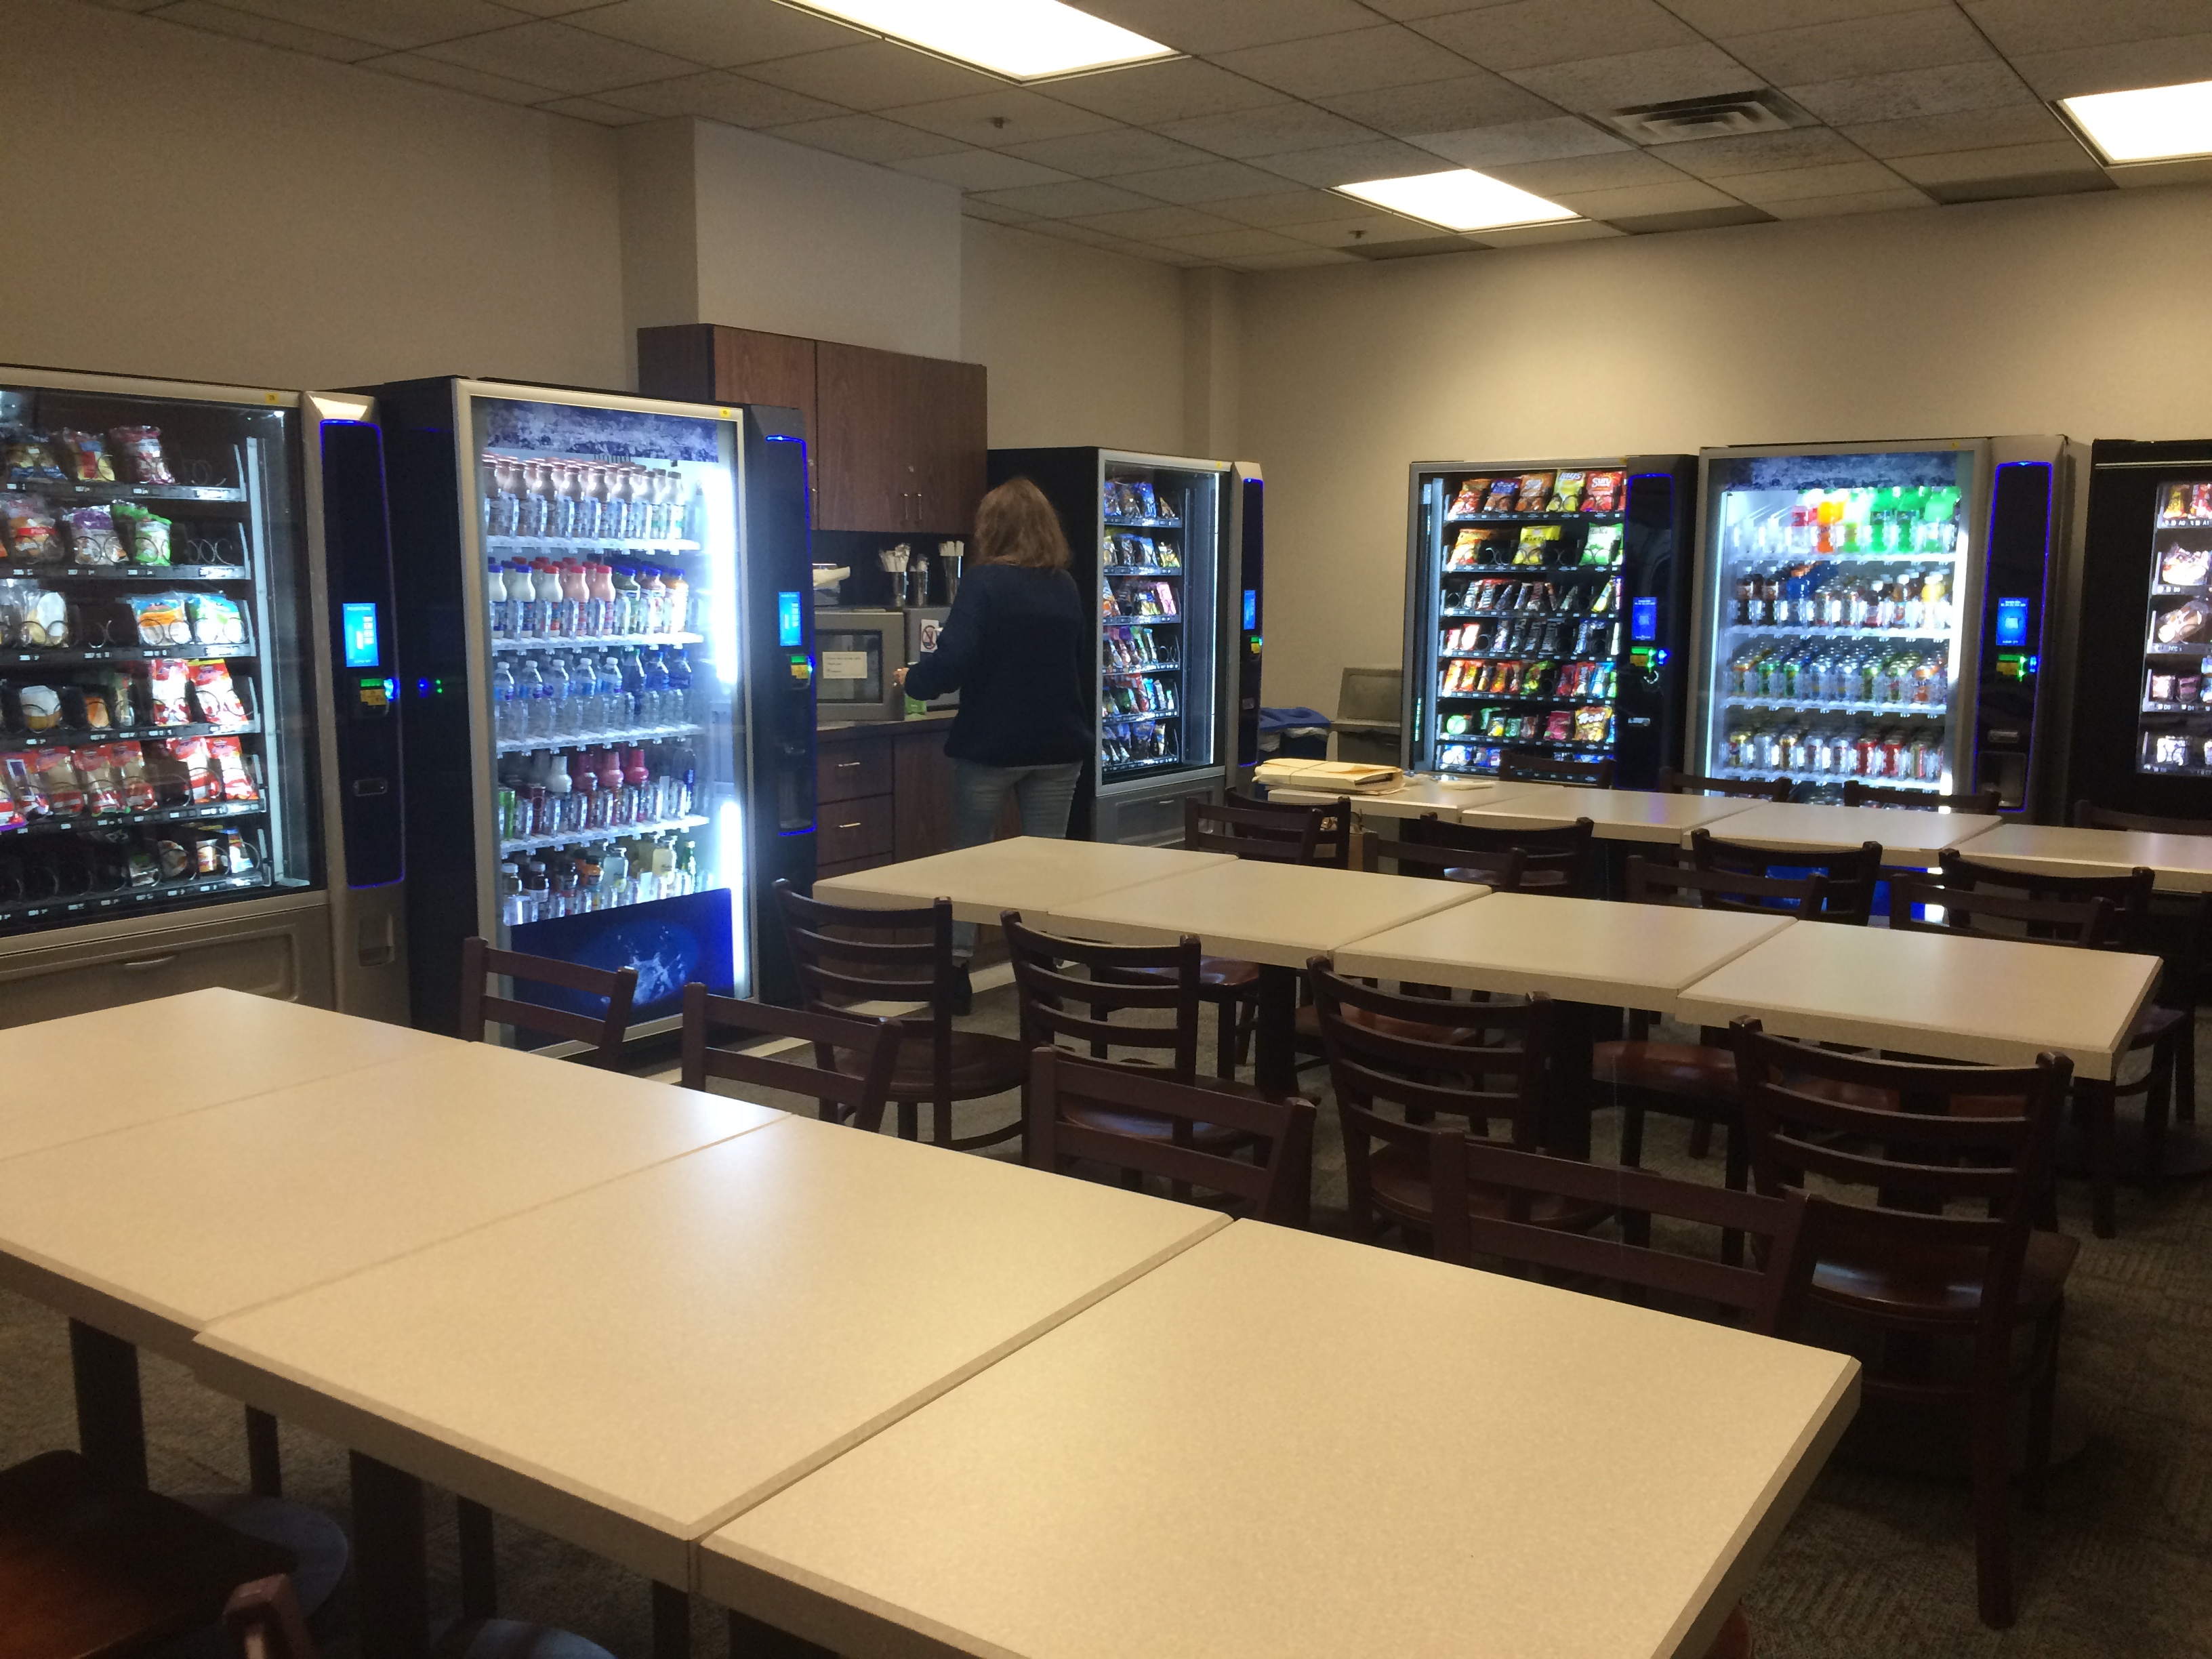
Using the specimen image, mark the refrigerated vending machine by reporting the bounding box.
[1686,437,2068,811]
[0,367,407,1023]
[1402,456,1695,787]
[987,447,1261,844]
[2062,438,2212,817]
[369,380,815,1040]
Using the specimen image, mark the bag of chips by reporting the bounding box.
[1581,523,1623,565]
[1574,705,1612,745]
[108,426,175,486]
[62,505,125,565]
[3,432,64,484]
[34,748,85,815]
[207,735,258,802]
[74,745,123,814]
[146,658,191,726]
[112,742,157,811]
[187,660,249,726]
[1584,470,1625,513]
[166,735,220,804]
[187,592,246,646]
[1,495,58,562]
[54,430,114,483]
[110,502,173,567]
[1448,478,1489,517]
[1515,472,1555,511]
[1546,472,1586,513]
[1480,477,1519,513]
[126,592,192,646]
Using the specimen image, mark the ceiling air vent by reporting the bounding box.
[1597,89,1816,146]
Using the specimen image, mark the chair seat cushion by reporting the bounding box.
[1294,1001,1489,1052]
[851,1027,1028,1100]
[1593,1040,1734,1099]
[1120,956,1261,993]
[1367,1142,1612,1232]
[1811,1227,2078,1319]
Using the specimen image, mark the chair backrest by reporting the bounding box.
[1211,789,1353,867]
[1656,766,1792,802]
[1003,912,1203,1078]
[1362,819,1525,890]
[1935,851,2156,949]
[1842,778,2001,814]
[1624,854,1828,916]
[773,879,961,1103]
[2072,798,2212,837]
[1026,1047,1315,1223]
[1887,872,2116,949]
[1431,1137,1815,1335]
[1498,748,1615,788]
[1404,813,1597,896]
[678,984,901,1132]
[455,937,638,1065]
[1731,1018,2070,1344]
[1689,829,1883,925]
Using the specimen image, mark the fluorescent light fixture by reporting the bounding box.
[2062,78,2212,163]
[1335,169,1578,232]
[782,0,1174,83]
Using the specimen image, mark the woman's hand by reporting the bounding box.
[893,665,908,689]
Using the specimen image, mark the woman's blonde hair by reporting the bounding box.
[974,477,1070,571]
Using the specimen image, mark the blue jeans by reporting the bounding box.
[951,758,1082,958]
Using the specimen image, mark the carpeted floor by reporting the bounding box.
[5,978,2207,1658]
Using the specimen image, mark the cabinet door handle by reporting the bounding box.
[838,820,863,831]
[834,760,863,770]
[120,954,179,972]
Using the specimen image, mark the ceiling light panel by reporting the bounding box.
[1335,169,1578,232]
[2062,79,2212,164]
[780,0,1174,83]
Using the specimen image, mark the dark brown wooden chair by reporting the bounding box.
[773,880,1028,1150]
[1657,766,1792,802]
[1843,778,2002,814]
[1498,748,1616,788]
[1404,812,1598,897]
[456,936,638,1064]
[1362,822,1526,890]
[1689,827,1883,926]
[678,985,901,1132]
[1224,784,1353,867]
[1026,1047,1315,1223]
[1732,1020,2074,1630]
[1887,873,2115,948]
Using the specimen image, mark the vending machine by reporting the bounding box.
[2062,438,2212,817]
[367,379,815,1039]
[1401,456,1696,788]
[1686,437,2068,811]
[986,447,1262,845]
[0,367,407,1024]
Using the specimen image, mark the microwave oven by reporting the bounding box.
[815,607,906,721]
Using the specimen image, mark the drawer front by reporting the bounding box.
[0,912,317,1028]
[818,739,894,804]
[1099,779,1220,847]
[817,794,897,866]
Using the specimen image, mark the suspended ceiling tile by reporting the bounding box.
[1664,0,1933,31]
[1065,204,1249,239]
[1147,226,1315,258]
[536,96,656,124]
[1719,159,1917,203]
[564,0,859,68]
[605,70,844,125]
[1312,70,1559,136]
[1961,0,2212,57]
[1482,147,1690,192]
[1209,26,1477,100]
[416,20,703,95]
[1247,136,1462,187]
[1659,127,1873,180]
[1885,140,2106,186]
[760,112,971,163]
[1153,102,1376,159]
[1717,7,1997,86]
[1278,213,1456,247]
[83,0,172,10]
[1410,115,1631,167]
[488,0,609,14]
[1839,103,2071,159]
[2108,155,2212,188]
[1413,0,1702,73]
[1002,126,1217,177]
[1502,43,1763,112]
[1757,186,1937,217]
[367,49,556,104]
[1783,60,2039,124]
[1101,159,1315,204]
[1193,188,1372,227]
[968,179,1160,219]
[152,1,384,60]
[1042,58,1288,124]
[1359,0,1530,17]
[1545,177,1746,216]
[744,40,1002,110]
[959,198,1041,226]
[890,148,1076,190]
[1921,171,2112,203]
[1608,204,1778,232]
[2006,37,2212,100]
[1079,0,1383,56]
[1123,243,1210,266]
[209,0,520,50]
[885,88,1122,147]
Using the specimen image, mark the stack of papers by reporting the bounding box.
[1252,758,1404,793]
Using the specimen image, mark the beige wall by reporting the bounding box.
[1241,184,2212,716]
[0,0,628,394]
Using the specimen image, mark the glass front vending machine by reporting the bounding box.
[369,380,815,1040]
[1687,437,2068,811]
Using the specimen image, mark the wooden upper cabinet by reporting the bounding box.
[637,324,987,537]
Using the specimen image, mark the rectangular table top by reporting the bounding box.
[1949,821,2212,893]
[1686,801,2002,863]
[1335,893,1794,1010]
[0,988,456,1164]
[703,1220,1860,1659]
[1265,777,1540,821]
[193,1114,1225,1587]
[1452,783,1769,844]
[1673,922,2160,1080]
[0,1041,781,1354]
[813,837,1229,924]
[1042,858,1488,968]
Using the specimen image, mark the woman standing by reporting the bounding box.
[896,477,1090,1004]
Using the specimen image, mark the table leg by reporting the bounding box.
[69,1320,146,1487]
[1254,964,1297,1099]
[651,1582,691,1659]
[730,1607,838,1657]
[245,1406,283,1498]
[458,1498,497,1619]
[350,1451,428,1659]
[1549,1002,1595,1160]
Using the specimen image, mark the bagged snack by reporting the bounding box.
[110,502,173,567]
[3,431,64,483]
[1575,705,1611,744]
[1156,541,1181,569]
[54,430,114,483]
[63,685,110,730]
[187,592,247,646]
[111,741,157,811]
[33,747,85,815]
[1584,470,1624,513]
[1481,477,1520,513]
[222,826,255,874]
[167,735,220,804]
[74,745,122,814]
[62,504,125,565]
[94,667,136,727]
[1448,478,1489,517]
[2160,545,2210,588]
[2156,599,2211,645]
[16,684,61,731]
[1101,482,1122,520]
[1132,482,1158,519]
[2194,483,2212,518]
[146,658,191,726]
[1515,472,1555,510]
[1543,710,1573,741]
[108,426,175,486]
[155,831,195,880]
[1582,523,1624,565]
[188,661,249,725]
[1,752,49,819]
[1,495,58,562]
[126,592,192,645]
[1546,471,1587,513]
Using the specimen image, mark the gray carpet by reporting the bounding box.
[5,981,2207,1658]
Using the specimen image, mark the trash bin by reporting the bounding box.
[1258,706,1331,761]
[1332,666,1403,766]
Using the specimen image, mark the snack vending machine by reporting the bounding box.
[369,380,815,1040]
[1402,456,1695,787]
[0,367,407,1022]
[1687,437,2068,810]
[987,447,1261,844]
[2062,438,2212,817]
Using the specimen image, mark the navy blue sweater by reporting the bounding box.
[903,563,1092,766]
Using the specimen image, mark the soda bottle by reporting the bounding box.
[623,747,651,825]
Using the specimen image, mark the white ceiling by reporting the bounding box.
[96,0,2212,268]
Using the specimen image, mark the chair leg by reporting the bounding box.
[2176,1017,2197,1124]
[1971,1390,2017,1629]
[933,1096,954,1146]
[2023,1300,2064,1514]
[896,1099,918,1140]
[2082,1079,2118,1239]
[1687,1119,1714,1160]
[1618,1101,1645,1170]
[457,1498,497,1620]
[1720,1118,1748,1268]
[1215,994,1237,1080]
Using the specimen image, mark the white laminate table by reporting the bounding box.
[1453,783,1771,845]
[1687,801,2003,863]
[1949,822,2212,893]
[812,836,1229,924]
[1674,924,2160,1080]
[703,1220,1860,1659]
[1265,777,1541,822]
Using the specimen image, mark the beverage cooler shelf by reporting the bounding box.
[486,535,701,556]
[0,563,250,583]
[1103,665,1179,679]
[0,868,270,926]
[2,643,255,666]
[1723,623,1952,642]
[6,719,260,750]
[1723,697,1947,717]
[497,722,703,756]
[1446,512,1624,526]
[1708,762,1944,793]
[1,800,265,840]
[5,480,247,504]
[492,632,701,653]
[499,811,710,857]
[1443,563,1620,577]
[1440,651,1612,665]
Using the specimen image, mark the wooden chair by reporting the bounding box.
[773,880,1028,1150]
[1843,778,2002,814]
[1224,784,1353,867]
[1363,823,1525,890]
[1026,1047,1315,1223]
[456,936,638,1064]
[1403,812,1599,897]
[1657,766,1792,802]
[1887,873,2115,948]
[678,985,901,1132]
[1732,1020,2074,1630]
[1689,827,1883,926]
[1498,748,1615,788]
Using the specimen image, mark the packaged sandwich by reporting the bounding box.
[110,502,173,567]
[126,592,193,645]
[1545,472,1586,513]
[187,660,249,726]
[19,588,66,647]
[108,426,175,486]
[111,742,157,811]
[54,430,114,483]
[62,505,125,565]
[1,495,59,562]
[187,592,247,646]
[1481,477,1521,514]
[74,745,123,814]
[2156,599,2212,646]
[146,658,191,726]
[1448,478,1489,517]
[1584,471,1625,513]
[16,684,62,732]
[166,735,220,804]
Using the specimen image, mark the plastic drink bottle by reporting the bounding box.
[665,647,693,723]
[672,742,696,817]
[599,747,628,826]
[558,562,587,638]
[621,649,646,728]
[587,750,615,829]
[491,661,517,740]
[640,649,669,729]
[663,572,689,635]
[545,654,572,737]
[638,569,667,636]
[569,752,597,828]
[527,563,556,638]
[609,566,638,636]
[587,563,615,638]
[624,748,651,824]
[514,656,544,738]
[598,848,629,909]
[544,752,573,832]
[486,563,508,638]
